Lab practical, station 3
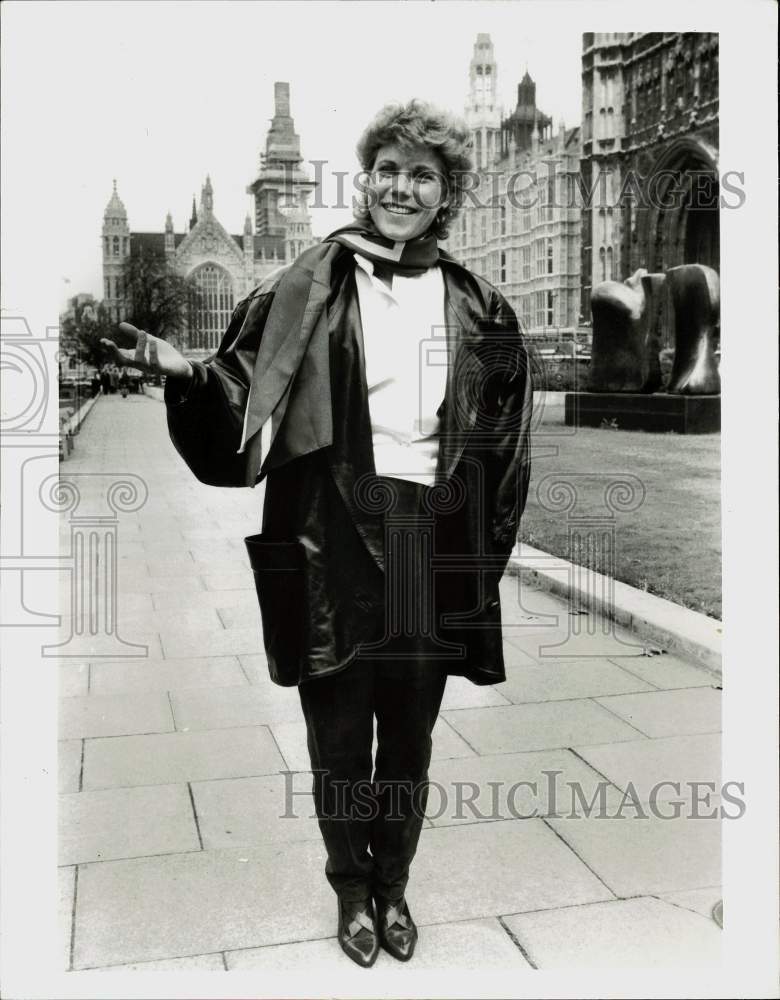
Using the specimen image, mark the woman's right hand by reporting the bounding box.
[100,323,193,381]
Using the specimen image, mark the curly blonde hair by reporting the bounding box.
[354,99,473,239]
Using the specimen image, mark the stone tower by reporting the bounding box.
[102,180,130,322]
[464,33,502,169]
[247,82,317,237]
[501,69,553,156]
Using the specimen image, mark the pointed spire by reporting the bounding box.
[201,175,214,213]
[189,196,198,230]
[165,211,174,233]
[244,214,252,236]
[104,179,127,219]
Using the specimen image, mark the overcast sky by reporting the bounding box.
[3,1,583,319]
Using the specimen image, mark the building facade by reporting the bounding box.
[580,32,719,326]
[102,82,318,357]
[445,35,582,339]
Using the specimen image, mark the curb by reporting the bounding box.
[506,543,722,678]
[62,392,99,435]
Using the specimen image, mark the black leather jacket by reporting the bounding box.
[165,246,532,687]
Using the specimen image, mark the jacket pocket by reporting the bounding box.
[244,534,307,685]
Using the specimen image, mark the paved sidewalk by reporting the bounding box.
[57,394,723,974]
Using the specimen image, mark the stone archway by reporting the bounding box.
[644,136,720,274]
[640,137,720,349]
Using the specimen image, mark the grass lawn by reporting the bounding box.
[521,396,721,619]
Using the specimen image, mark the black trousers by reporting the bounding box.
[298,475,449,903]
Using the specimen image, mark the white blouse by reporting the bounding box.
[353,253,449,486]
[247,252,450,484]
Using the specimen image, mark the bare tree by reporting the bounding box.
[121,249,202,348]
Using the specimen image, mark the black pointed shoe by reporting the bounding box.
[337,897,379,968]
[375,895,418,961]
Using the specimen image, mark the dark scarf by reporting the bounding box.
[327,221,439,278]
[239,221,443,485]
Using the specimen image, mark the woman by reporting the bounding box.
[101,100,532,968]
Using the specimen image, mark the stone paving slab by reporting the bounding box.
[58,662,89,697]
[237,654,275,685]
[152,588,257,612]
[171,684,303,730]
[500,642,539,668]
[59,866,75,969]
[59,739,82,793]
[59,784,200,865]
[82,727,285,789]
[191,556,251,575]
[594,687,722,738]
[72,843,332,969]
[607,653,715,690]
[59,692,174,740]
[426,749,625,826]
[53,630,164,661]
[512,625,651,660]
[409,819,614,925]
[659,886,723,921]
[201,573,258,592]
[270,716,476,772]
[497,657,655,704]
[503,896,721,968]
[216,603,264,630]
[191,774,320,848]
[225,916,531,971]
[499,577,575,622]
[89,656,248,694]
[546,806,721,896]
[571,733,722,804]
[113,607,226,635]
[442,699,644,756]
[117,574,206,596]
[80,953,226,972]
[181,527,252,543]
[440,675,512,710]
[160,625,262,660]
[145,556,202,577]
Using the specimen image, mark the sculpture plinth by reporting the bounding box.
[565,392,721,434]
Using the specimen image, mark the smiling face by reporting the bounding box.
[366,141,448,242]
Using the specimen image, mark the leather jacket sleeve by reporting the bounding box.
[164,287,275,486]
[486,289,533,556]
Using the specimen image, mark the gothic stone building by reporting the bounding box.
[445,34,582,339]
[580,32,719,329]
[101,82,318,358]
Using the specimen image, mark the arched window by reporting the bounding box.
[606,246,614,280]
[599,247,607,282]
[113,236,120,256]
[190,263,234,351]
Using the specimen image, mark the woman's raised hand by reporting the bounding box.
[100,323,193,380]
